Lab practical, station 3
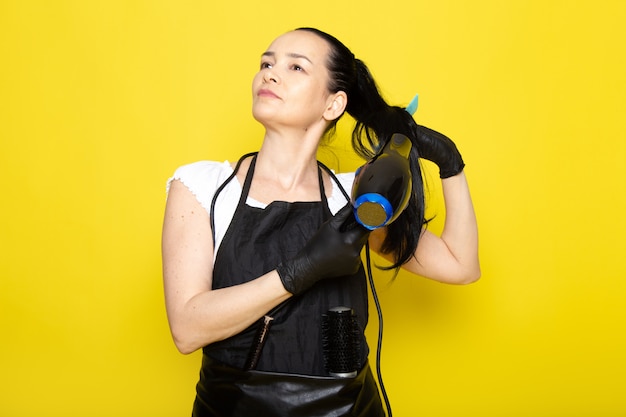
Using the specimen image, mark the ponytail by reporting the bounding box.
[347,59,428,270]
[296,27,429,271]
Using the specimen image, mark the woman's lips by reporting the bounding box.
[257,88,280,99]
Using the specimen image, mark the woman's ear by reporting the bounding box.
[323,91,347,121]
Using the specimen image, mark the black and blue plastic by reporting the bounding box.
[351,133,413,230]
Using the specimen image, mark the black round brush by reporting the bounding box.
[322,306,361,378]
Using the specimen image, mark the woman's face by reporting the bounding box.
[252,30,339,132]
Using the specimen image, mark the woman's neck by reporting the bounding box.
[243,130,327,203]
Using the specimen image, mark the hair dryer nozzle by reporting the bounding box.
[353,193,394,230]
[351,133,412,229]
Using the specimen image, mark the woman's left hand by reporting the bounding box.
[415,125,465,178]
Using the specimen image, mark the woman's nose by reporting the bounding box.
[263,69,279,84]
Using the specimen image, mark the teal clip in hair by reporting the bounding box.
[405,94,419,115]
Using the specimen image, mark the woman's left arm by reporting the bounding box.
[368,124,480,284]
[370,171,480,284]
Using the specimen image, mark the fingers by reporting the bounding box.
[331,203,355,231]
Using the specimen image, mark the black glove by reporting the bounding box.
[276,204,370,296]
[415,125,465,178]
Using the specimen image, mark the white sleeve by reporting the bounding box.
[328,172,355,215]
[166,161,235,214]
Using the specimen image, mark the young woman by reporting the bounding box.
[162,27,480,417]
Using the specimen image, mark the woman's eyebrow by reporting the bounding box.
[261,51,312,64]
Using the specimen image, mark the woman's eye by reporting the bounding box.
[260,62,272,69]
[291,64,303,72]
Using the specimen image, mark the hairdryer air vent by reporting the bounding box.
[353,192,393,230]
[356,202,386,228]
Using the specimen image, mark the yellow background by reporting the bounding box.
[1,1,625,416]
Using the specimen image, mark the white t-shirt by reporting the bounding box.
[167,160,355,253]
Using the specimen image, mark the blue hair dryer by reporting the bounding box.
[351,133,412,230]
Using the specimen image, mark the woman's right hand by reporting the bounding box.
[276,204,370,295]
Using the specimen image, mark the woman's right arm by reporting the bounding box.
[162,180,291,354]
